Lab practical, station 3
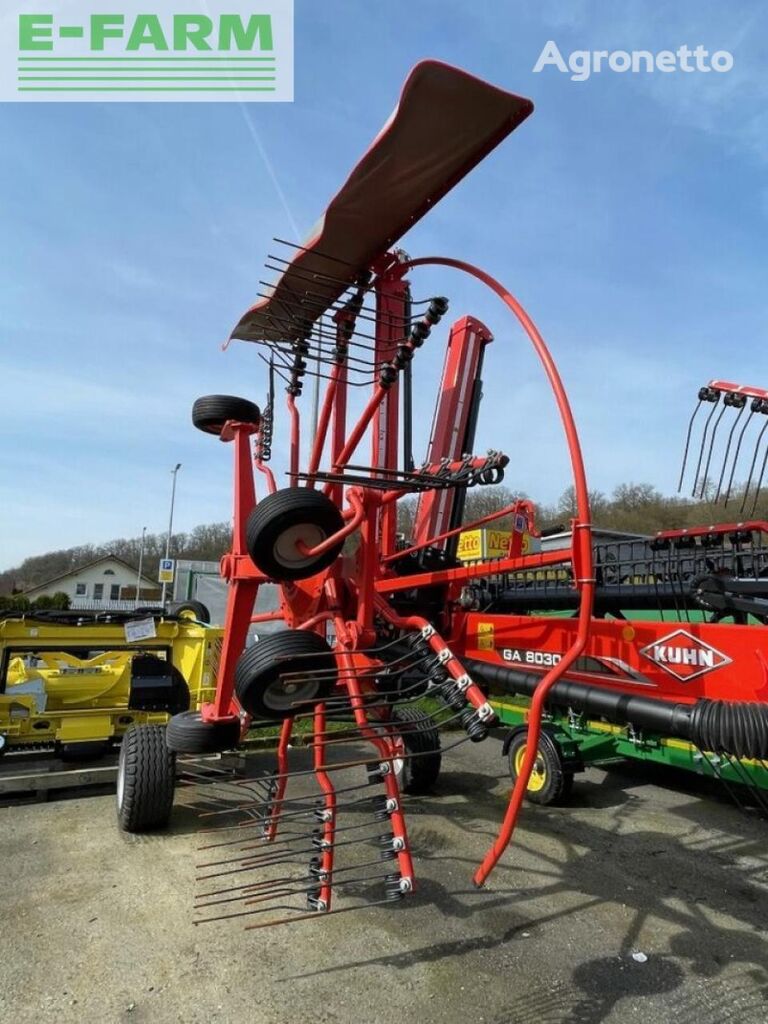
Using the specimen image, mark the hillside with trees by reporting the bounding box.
[2,482,766,595]
[0,522,232,596]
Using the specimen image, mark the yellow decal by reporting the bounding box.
[457,528,535,561]
[477,621,494,650]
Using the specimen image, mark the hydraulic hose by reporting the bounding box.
[466,658,768,761]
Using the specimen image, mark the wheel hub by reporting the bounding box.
[273,523,326,569]
[515,744,547,792]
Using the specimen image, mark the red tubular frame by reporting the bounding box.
[287,394,300,483]
[202,421,261,725]
[380,499,525,565]
[263,718,293,843]
[209,253,593,893]
[333,614,415,886]
[413,316,494,545]
[329,348,348,509]
[374,597,490,713]
[372,273,408,556]
[312,701,337,910]
[324,384,388,489]
[391,256,594,886]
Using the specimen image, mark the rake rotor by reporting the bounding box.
[172,61,595,928]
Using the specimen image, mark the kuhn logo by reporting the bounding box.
[639,629,731,682]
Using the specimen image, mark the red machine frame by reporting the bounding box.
[183,63,768,929]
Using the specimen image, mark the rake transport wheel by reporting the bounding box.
[192,394,261,435]
[506,730,573,806]
[165,710,242,754]
[235,629,336,719]
[392,707,442,794]
[116,725,176,833]
[246,487,345,582]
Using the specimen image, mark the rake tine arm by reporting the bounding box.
[714,394,747,502]
[690,388,721,497]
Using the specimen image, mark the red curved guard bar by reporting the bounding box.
[396,256,595,886]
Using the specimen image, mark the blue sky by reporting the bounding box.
[1,0,766,569]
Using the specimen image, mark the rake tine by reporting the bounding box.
[243,897,398,930]
[273,645,432,683]
[195,877,292,901]
[678,394,704,491]
[749,444,768,517]
[226,731,475,786]
[200,831,390,875]
[271,235,370,271]
[723,401,757,505]
[256,352,293,387]
[264,251,362,291]
[198,786,376,821]
[698,397,728,498]
[197,867,404,925]
[740,404,768,512]
[199,815,381,853]
[197,853,395,910]
[197,839,316,870]
[196,872,313,909]
[196,850,316,882]
[207,774,368,806]
[691,389,721,497]
[714,395,747,502]
[249,309,379,364]
[268,306,379,355]
[194,893,300,925]
[236,789,386,825]
[243,859,393,906]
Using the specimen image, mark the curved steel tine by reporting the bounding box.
[698,400,728,499]
[714,399,747,502]
[740,414,768,512]
[723,405,755,505]
[749,444,768,517]
[691,391,721,497]
[678,397,702,492]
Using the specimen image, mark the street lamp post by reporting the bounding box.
[135,525,147,608]
[160,463,182,610]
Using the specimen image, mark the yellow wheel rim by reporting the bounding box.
[514,743,547,793]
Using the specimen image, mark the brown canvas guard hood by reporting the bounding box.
[230,60,533,345]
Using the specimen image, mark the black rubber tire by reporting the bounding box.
[165,710,241,754]
[170,600,211,624]
[235,630,335,719]
[392,706,442,794]
[192,395,261,435]
[246,487,345,582]
[507,730,573,806]
[116,725,176,832]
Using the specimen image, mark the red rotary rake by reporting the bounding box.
[166,61,596,928]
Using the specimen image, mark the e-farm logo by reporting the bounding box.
[0,1,293,102]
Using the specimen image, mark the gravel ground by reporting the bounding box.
[2,733,767,1024]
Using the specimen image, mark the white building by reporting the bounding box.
[23,556,160,611]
